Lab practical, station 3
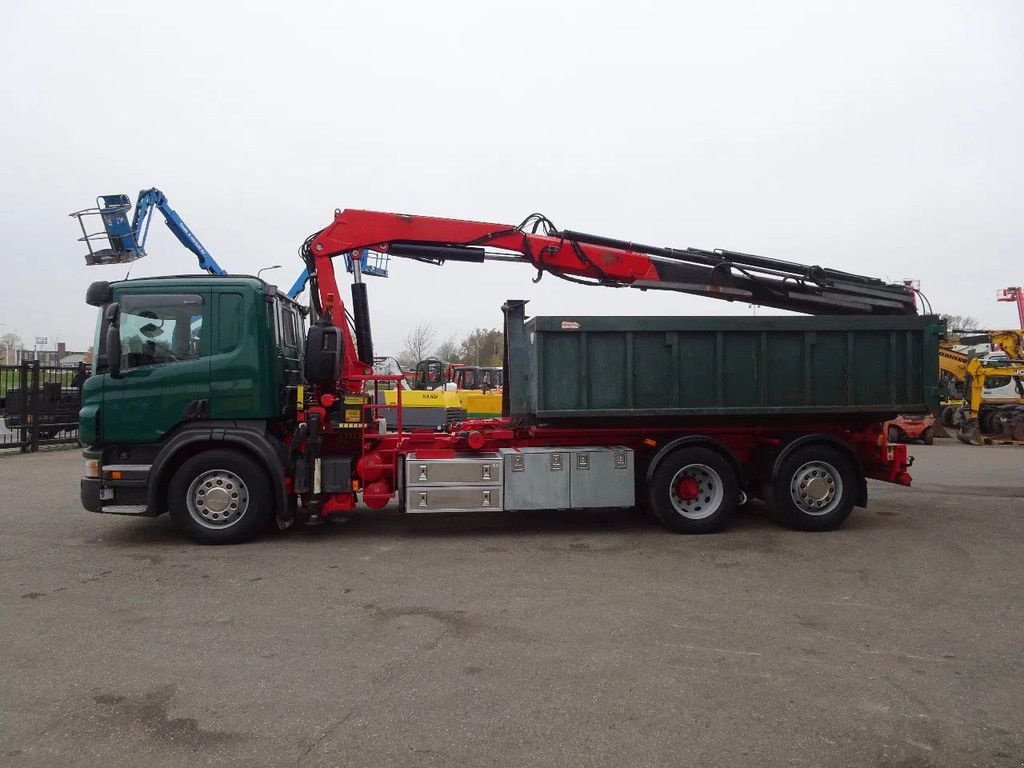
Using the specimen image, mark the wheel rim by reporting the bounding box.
[186,469,249,529]
[789,461,843,516]
[669,464,724,520]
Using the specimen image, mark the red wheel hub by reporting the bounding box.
[675,475,700,501]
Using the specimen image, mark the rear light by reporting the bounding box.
[84,459,99,478]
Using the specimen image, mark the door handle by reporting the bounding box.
[181,399,210,420]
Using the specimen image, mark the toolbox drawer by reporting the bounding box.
[404,485,504,513]
[405,452,503,486]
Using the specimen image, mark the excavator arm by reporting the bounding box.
[301,209,920,382]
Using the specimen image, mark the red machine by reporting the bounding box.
[997,287,1024,327]
[283,209,921,536]
[885,414,936,445]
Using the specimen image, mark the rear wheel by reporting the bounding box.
[772,445,857,532]
[647,447,738,534]
[921,427,934,445]
[168,450,271,544]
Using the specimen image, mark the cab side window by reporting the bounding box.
[281,306,299,349]
[119,294,205,371]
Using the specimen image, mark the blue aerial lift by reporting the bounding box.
[69,189,389,300]
[71,189,226,274]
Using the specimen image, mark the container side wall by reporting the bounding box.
[679,334,718,408]
[541,334,581,411]
[721,332,759,408]
[766,332,805,407]
[587,333,627,410]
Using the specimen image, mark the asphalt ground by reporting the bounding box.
[0,440,1022,767]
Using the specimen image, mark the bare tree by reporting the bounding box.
[939,314,982,338]
[0,332,21,365]
[434,336,461,363]
[398,321,436,368]
[458,328,503,366]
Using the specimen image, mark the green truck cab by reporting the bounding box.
[80,276,304,541]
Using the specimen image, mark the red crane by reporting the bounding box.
[997,287,1024,327]
[300,209,919,388]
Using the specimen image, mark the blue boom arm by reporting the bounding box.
[287,270,310,299]
[132,188,226,275]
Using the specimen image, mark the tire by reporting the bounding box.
[921,427,934,446]
[887,426,902,444]
[772,444,858,532]
[647,447,738,534]
[981,410,999,435]
[940,406,955,428]
[167,450,272,544]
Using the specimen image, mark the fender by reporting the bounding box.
[769,433,868,507]
[146,420,288,517]
[644,435,747,487]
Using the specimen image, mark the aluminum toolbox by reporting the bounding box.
[569,447,635,508]
[405,452,503,486]
[500,447,570,510]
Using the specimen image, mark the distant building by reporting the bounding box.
[15,342,88,367]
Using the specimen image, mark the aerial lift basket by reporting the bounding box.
[343,249,390,278]
[69,194,145,265]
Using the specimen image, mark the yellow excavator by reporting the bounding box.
[938,330,1023,396]
[936,330,1024,444]
[957,355,1024,444]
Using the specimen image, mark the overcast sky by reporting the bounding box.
[1,0,1021,354]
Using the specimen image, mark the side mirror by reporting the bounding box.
[86,281,113,307]
[104,302,122,379]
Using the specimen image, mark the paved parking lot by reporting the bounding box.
[1,441,1022,767]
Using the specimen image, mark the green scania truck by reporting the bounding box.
[78,208,941,543]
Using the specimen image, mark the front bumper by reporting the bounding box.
[80,476,103,512]
[80,448,151,514]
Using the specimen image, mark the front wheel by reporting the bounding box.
[772,445,858,532]
[647,447,738,534]
[168,450,271,544]
[921,427,934,445]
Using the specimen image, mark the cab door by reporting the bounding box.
[276,301,304,389]
[102,289,211,445]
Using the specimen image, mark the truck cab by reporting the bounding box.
[79,276,305,539]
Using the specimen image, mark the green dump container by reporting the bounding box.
[503,302,943,421]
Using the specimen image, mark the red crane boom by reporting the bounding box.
[302,209,919,387]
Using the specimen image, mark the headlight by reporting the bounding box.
[84,459,100,478]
